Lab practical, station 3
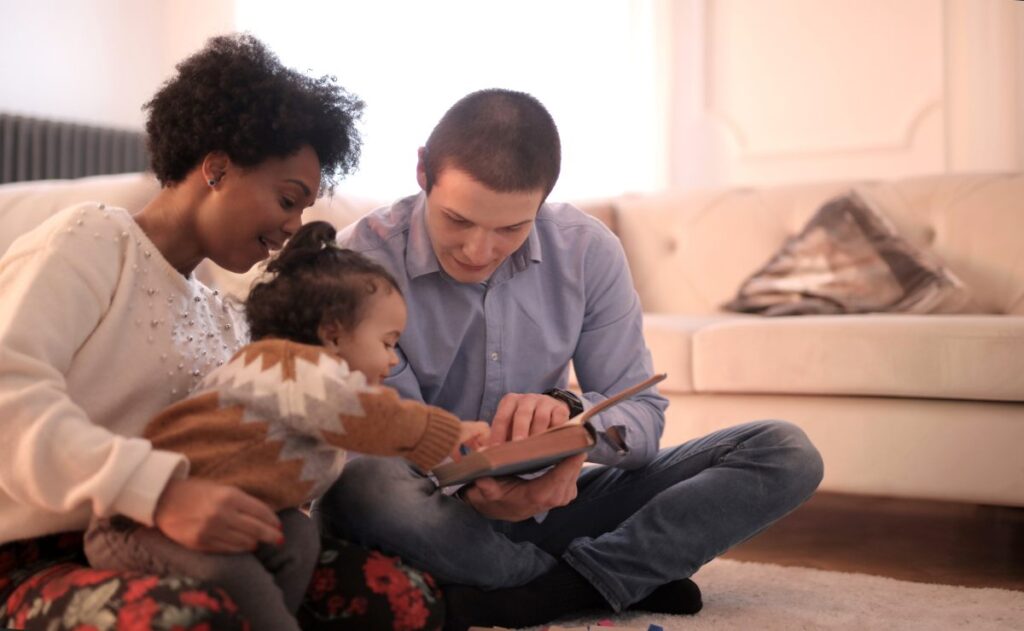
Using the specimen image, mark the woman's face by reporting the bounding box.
[199,145,321,273]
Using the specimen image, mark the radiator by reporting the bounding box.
[0,113,148,184]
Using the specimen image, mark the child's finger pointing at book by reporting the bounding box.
[451,421,490,461]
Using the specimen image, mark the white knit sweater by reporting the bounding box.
[0,202,247,543]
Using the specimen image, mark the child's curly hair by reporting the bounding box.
[246,221,401,345]
[144,33,363,193]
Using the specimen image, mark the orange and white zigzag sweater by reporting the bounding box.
[143,338,462,511]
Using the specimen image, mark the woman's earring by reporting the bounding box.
[207,177,217,187]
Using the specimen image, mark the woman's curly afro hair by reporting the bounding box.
[144,33,363,193]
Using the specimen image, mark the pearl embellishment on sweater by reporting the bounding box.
[65,202,248,402]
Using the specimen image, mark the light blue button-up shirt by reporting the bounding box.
[340,193,668,468]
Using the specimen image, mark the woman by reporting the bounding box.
[0,34,443,630]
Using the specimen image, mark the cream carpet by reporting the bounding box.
[537,559,1024,630]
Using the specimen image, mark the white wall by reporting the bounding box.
[0,0,234,129]
[235,0,668,200]
[668,0,1024,189]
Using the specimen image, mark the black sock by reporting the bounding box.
[443,561,609,630]
[629,578,703,615]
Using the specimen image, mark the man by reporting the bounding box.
[317,89,823,629]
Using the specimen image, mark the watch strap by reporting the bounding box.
[543,388,585,418]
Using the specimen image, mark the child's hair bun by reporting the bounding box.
[265,221,338,275]
[246,220,402,344]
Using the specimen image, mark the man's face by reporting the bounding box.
[421,167,544,284]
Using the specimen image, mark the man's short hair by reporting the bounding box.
[422,89,561,198]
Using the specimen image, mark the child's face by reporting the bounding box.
[325,288,407,384]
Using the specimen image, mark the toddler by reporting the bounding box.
[85,220,487,631]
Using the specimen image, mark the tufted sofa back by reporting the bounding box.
[4,172,1021,315]
[611,173,1024,316]
[0,173,161,256]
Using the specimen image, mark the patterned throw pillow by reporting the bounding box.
[723,192,971,316]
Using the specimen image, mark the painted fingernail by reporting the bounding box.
[277,535,286,546]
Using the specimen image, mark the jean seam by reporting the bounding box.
[571,439,743,512]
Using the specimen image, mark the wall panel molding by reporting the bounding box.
[669,0,1020,189]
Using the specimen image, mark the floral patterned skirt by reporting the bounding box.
[1,532,444,630]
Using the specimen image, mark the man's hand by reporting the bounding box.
[154,478,283,553]
[460,453,587,521]
[488,392,572,446]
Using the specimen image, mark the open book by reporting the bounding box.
[432,373,667,487]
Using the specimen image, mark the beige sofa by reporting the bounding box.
[604,174,1024,508]
[2,172,1021,507]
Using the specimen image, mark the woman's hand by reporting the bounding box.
[153,478,283,553]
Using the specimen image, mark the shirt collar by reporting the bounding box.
[505,218,543,277]
[525,215,543,265]
[406,193,441,280]
[405,192,545,282]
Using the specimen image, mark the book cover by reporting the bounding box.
[432,373,667,487]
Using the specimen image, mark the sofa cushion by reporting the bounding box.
[691,314,1024,402]
[641,313,747,394]
[723,192,970,316]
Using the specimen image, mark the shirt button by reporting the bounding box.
[490,351,499,361]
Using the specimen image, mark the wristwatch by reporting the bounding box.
[543,388,585,418]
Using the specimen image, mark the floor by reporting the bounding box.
[722,491,1024,591]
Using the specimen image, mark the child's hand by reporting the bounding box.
[451,421,490,461]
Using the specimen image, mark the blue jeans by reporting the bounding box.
[314,420,823,611]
